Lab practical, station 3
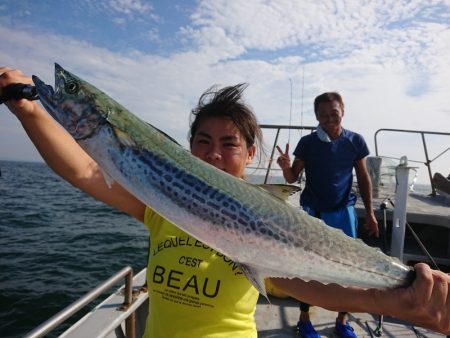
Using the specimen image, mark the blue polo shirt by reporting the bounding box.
[294,128,369,212]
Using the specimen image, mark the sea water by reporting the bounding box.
[0,160,434,337]
[0,160,148,338]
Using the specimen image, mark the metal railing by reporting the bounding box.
[252,126,450,192]
[24,266,135,338]
[374,128,450,195]
[252,124,315,183]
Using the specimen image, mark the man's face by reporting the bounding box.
[316,100,344,137]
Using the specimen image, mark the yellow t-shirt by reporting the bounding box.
[142,207,259,338]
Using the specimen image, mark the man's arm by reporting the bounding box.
[354,158,379,237]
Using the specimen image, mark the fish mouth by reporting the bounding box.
[32,63,69,126]
[33,63,67,99]
[32,70,61,124]
[32,75,55,102]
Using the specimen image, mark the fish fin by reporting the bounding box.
[257,184,301,201]
[150,123,181,146]
[114,127,137,147]
[238,263,269,299]
[101,169,115,188]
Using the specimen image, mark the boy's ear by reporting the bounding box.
[247,144,256,163]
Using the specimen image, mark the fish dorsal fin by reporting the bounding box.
[150,123,181,146]
[257,184,301,201]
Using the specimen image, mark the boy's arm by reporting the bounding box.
[269,263,450,335]
[0,67,146,221]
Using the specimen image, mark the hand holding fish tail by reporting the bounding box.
[378,263,450,335]
[270,263,450,335]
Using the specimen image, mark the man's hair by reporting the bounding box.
[314,92,345,116]
[189,83,262,151]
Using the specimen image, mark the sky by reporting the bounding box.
[0,0,449,184]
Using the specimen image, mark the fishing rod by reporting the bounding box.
[288,78,293,146]
[387,197,440,271]
[0,84,39,104]
[299,66,305,138]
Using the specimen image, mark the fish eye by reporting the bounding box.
[65,80,79,94]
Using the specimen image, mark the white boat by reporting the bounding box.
[24,126,450,338]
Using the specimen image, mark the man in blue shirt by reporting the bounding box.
[277,92,379,338]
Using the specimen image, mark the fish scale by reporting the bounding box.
[32,63,415,296]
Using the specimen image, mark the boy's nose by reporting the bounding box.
[206,147,222,161]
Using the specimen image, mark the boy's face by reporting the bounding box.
[315,100,344,137]
[190,116,256,178]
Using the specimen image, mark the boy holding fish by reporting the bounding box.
[1,66,449,337]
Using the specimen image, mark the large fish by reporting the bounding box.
[32,64,414,296]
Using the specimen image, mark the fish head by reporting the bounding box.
[33,63,106,140]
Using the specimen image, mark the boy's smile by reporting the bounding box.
[190,117,255,178]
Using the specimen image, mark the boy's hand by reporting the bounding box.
[0,67,38,118]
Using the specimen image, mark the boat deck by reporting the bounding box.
[59,269,446,338]
[354,184,450,267]
[355,185,450,229]
[255,295,445,337]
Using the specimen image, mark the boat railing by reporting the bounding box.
[374,128,450,195]
[252,125,450,195]
[24,266,136,338]
[249,124,316,183]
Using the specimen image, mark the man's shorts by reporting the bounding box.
[302,205,357,238]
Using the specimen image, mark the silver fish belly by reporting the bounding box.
[32,64,414,295]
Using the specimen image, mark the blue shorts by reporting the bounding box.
[302,205,357,238]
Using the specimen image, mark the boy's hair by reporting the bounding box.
[189,83,262,151]
[314,92,345,116]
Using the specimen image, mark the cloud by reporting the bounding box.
[1,0,450,182]
[185,1,450,64]
[108,0,153,15]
